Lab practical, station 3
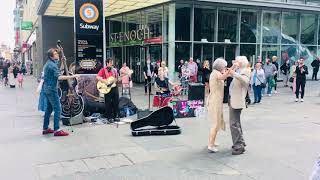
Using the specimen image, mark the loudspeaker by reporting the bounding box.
[188,83,205,101]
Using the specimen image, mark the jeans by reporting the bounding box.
[43,89,61,131]
[266,76,273,95]
[296,79,306,99]
[253,84,262,103]
[274,74,277,91]
[104,87,119,119]
[181,77,188,95]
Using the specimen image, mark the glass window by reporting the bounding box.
[109,16,123,47]
[193,44,202,61]
[262,45,280,63]
[307,0,320,5]
[281,45,299,65]
[301,14,317,45]
[218,8,238,43]
[194,7,216,42]
[240,44,257,62]
[176,4,191,41]
[240,10,258,43]
[287,0,305,4]
[144,7,163,38]
[263,11,281,44]
[175,43,191,71]
[282,12,299,44]
[163,5,169,42]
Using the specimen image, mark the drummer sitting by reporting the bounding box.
[154,71,180,97]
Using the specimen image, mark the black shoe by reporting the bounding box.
[232,148,245,155]
[113,118,120,122]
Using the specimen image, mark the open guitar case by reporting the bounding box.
[130,106,181,136]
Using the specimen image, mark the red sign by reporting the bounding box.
[144,37,162,44]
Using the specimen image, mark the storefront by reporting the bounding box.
[106,1,320,81]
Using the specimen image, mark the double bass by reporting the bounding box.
[56,40,84,118]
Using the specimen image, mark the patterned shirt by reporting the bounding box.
[43,59,61,91]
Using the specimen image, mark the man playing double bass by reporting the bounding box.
[96,58,120,123]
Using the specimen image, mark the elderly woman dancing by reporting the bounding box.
[207,58,230,153]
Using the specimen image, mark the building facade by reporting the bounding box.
[34,0,320,81]
[107,0,320,81]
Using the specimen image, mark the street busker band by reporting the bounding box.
[96,58,120,123]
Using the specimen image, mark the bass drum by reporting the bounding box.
[60,95,85,118]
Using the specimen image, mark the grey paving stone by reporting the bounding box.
[36,162,65,180]
[60,159,89,175]
[103,153,133,168]
[83,156,112,171]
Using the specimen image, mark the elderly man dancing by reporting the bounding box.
[228,56,251,155]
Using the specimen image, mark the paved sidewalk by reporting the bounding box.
[0,76,319,180]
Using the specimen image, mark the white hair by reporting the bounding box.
[236,56,249,69]
[212,58,227,71]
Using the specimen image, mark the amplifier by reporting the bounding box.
[188,83,205,101]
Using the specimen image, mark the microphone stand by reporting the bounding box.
[145,80,153,111]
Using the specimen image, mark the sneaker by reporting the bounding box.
[54,130,69,136]
[300,99,304,102]
[42,128,54,135]
[268,94,271,97]
[274,91,278,94]
[295,98,299,102]
[208,146,219,153]
[113,118,120,122]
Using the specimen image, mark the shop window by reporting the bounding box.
[301,14,317,45]
[263,11,281,44]
[218,8,238,43]
[241,10,258,43]
[194,7,216,42]
[282,12,299,44]
[176,5,191,41]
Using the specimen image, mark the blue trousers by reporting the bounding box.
[266,76,273,95]
[253,84,262,103]
[43,89,61,131]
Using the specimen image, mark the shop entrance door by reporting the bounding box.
[126,46,146,83]
[214,44,237,65]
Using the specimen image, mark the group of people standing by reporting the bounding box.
[250,55,311,104]
[1,61,24,88]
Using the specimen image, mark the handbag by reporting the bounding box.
[255,72,266,88]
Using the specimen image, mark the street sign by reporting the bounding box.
[75,0,104,74]
[21,21,33,30]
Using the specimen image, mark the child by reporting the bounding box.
[17,69,24,88]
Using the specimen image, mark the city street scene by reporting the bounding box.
[1,0,320,180]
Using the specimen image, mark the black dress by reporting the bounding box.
[202,68,211,84]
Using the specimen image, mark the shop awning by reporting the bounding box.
[38,0,170,17]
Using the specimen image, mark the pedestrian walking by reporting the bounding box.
[2,62,8,86]
[251,63,265,104]
[263,58,277,96]
[207,58,229,153]
[311,56,320,81]
[17,68,24,88]
[42,48,78,136]
[290,61,298,93]
[8,64,16,88]
[295,58,308,102]
[280,60,290,87]
[228,56,251,155]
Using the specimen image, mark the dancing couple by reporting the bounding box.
[207,56,250,155]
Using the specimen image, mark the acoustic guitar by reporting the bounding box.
[97,76,117,97]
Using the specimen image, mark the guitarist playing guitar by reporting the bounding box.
[96,58,120,123]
